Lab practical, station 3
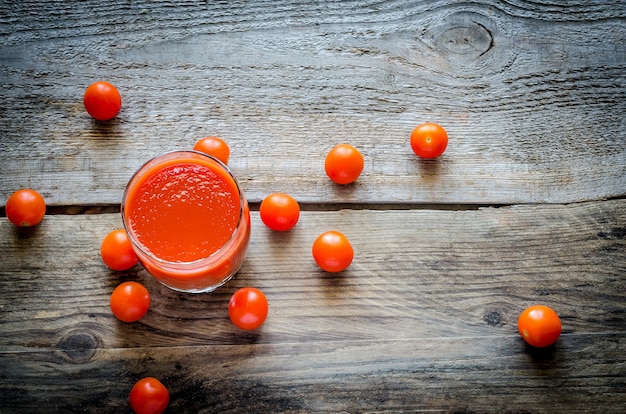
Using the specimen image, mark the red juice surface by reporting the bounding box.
[125,158,241,263]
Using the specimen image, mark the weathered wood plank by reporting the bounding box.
[1,201,624,350]
[1,335,625,413]
[1,1,625,205]
[1,201,624,411]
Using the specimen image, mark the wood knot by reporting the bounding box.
[597,227,626,240]
[483,310,503,326]
[58,330,98,362]
[439,23,493,58]
[419,11,509,76]
[429,14,494,62]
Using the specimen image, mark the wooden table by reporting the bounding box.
[1,1,625,413]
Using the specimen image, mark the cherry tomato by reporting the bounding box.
[312,230,354,273]
[110,281,150,323]
[100,229,138,271]
[259,193,300,231]
[129,377,170,414]
[5,189,46,227]
[324,144,364,185]
[517,305,562,348]
[193,136,230,165]
[410,122,448,158]
[83,81,122,121]
[228,287,269,330]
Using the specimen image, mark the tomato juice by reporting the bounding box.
[122,151,250,293]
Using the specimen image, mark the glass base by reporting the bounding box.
[155,274,236,294]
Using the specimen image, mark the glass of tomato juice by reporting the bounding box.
[122,151,251,293]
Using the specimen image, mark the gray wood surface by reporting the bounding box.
[1,1,625,205]
[1,202,625,412]
[1,1,625,413]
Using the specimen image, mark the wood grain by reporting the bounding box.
[1,335,624,413]
[1,200,624,412]
[1,1,625,205]
[1,1,625,413]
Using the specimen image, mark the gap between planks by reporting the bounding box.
[3,195,626,216]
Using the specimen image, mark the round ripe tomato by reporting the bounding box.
[129,377,170,414]
[228,287,268,330]
[193,136,230,165]
[259,193,300,231]
[101,229,138,271]
[312,230,354,273]
[517,305,562,348]
[83,81,122,121]
[110,281,150,323]
[324,144,364,185]
[5,189,46,227]
[410,122,448,158]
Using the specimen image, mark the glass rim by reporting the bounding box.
[121,150,248,267]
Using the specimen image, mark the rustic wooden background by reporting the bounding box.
[1,1,625,413]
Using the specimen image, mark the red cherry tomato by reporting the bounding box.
[324,144,364,184]
[312,230,354,272]
[410,122,448,158]
[129,377,170,414]
[259,193,300,231]
[193,136,230,165]
[110,281,150,323]
[5,189,46,227]
[100,229,138,271]
[228,287,269,330]
[517,305,562,348]
[83,81,122,121]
